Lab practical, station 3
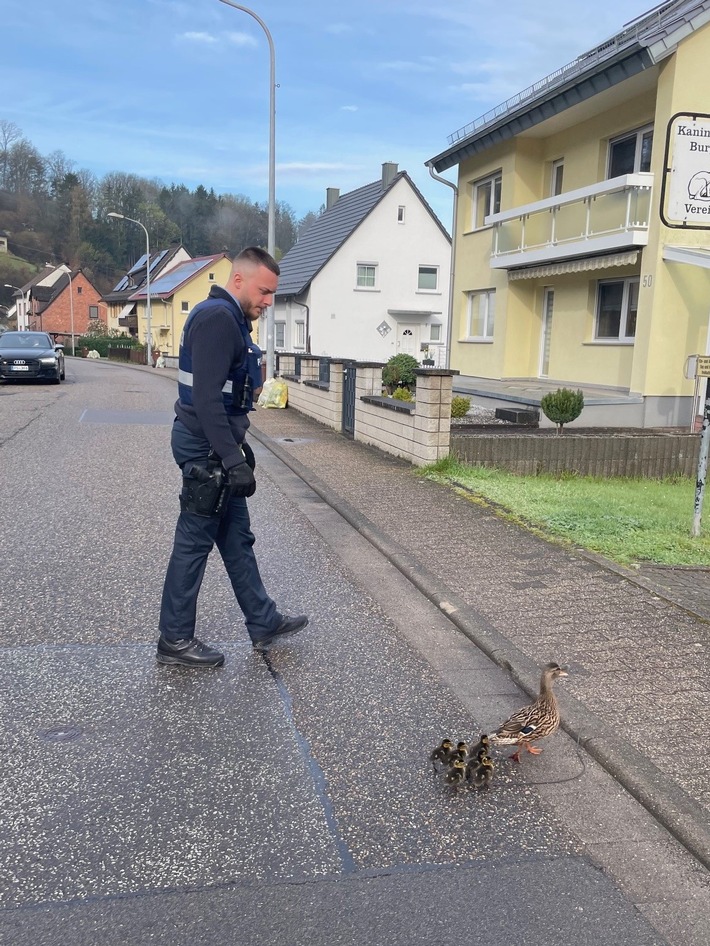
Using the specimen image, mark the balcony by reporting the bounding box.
[486,173,653,270]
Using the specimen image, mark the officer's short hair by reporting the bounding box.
[234,246,280,276]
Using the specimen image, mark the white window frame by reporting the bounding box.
[417,265,439,292]
[88,305,99,320]
[397,205,405,223]
[464,289,496,340]
[607,124,653,177]
[356,262,378,290]
[594,277,639,341]
[471,171,502,230]
[429,323,442,342]
[275,320,285,349]
[294,320,306,349]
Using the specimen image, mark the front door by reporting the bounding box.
[397,324,418,357]
[539,289,554,378]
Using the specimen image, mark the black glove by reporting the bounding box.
[226,461,256,498]
[242,441,256,470]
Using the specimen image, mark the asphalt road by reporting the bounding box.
[0,359,706,945]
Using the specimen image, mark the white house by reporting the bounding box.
[274,163,451,365]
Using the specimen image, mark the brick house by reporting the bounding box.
[27,267,103,348]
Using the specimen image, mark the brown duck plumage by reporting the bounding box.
[489,662,568,762]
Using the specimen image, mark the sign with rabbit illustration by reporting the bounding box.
[661,112,710,229]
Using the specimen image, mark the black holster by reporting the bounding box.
[179,456,230,517]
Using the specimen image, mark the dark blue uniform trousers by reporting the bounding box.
[159,420,279,643]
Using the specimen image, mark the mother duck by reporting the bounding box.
[490,662,568,762]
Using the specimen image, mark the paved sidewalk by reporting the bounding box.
[249,404,710,872]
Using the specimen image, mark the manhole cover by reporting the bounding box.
[39,724,84,743]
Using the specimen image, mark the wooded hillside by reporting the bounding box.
[0,119,320,310]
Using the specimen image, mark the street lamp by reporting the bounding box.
[107,212,153,366]
[4,283,28,330]
[218,0,276,379]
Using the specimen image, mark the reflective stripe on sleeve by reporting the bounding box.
[179,369,232,394]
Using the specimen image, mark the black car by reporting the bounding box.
[0,331,66,384]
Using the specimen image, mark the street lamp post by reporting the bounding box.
[63,267,75,356]
[107,212,152,366]
[218,0,276,379]
[4,284,28,330]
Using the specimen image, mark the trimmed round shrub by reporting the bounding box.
[382,353,419,391]
[392,386,414,402]
[451,395,471,419]
[540,388,584,434]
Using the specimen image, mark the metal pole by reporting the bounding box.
[66,268,75,356]
[144,224,152,365]
[4,284,28,330]
[692,383,710,537]
[107,213,152,365]
[218,0,276,379]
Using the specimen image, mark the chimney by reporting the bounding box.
[382,162,398,189]
[326,187,340,210]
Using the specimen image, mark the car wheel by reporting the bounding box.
[60,363,66,381]
[53,365,62,385]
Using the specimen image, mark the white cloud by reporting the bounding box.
[341,105,359,112]
[181,31,218,44]
[226,31,258,47]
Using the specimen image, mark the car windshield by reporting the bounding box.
[0,333,52,349]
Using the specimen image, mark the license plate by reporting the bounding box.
[11,365,29,371]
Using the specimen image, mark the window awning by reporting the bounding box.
[118,303,135,319]
[663,245,710,270]
[387,309,441,321]
[508,250,638,281]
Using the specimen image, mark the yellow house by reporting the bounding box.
[129,254,232,357]
[103,244,191,337]
[428,0,710,427]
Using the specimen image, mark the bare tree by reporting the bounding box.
[0,120,22,189]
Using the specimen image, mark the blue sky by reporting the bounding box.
[5,0,655,229]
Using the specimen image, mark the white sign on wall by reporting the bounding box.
[661,112,710,229]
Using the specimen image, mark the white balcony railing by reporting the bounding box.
[486,173,653,270]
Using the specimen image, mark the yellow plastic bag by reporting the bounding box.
[257,377,288,409]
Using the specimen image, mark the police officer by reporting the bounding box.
[157,247,308,667]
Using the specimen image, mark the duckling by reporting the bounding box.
[467,734,490,761]
[489,662,568,763]
[443,757,467,788]
[465,746,491,782]
[455,741,469,758]
[429,738,455,772]
[468,755,494,788]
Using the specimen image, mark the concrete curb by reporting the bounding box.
[250,422,710,874]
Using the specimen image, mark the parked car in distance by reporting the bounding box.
[0,331,65,384]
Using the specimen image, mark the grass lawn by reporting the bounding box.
[420,457,710,567]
